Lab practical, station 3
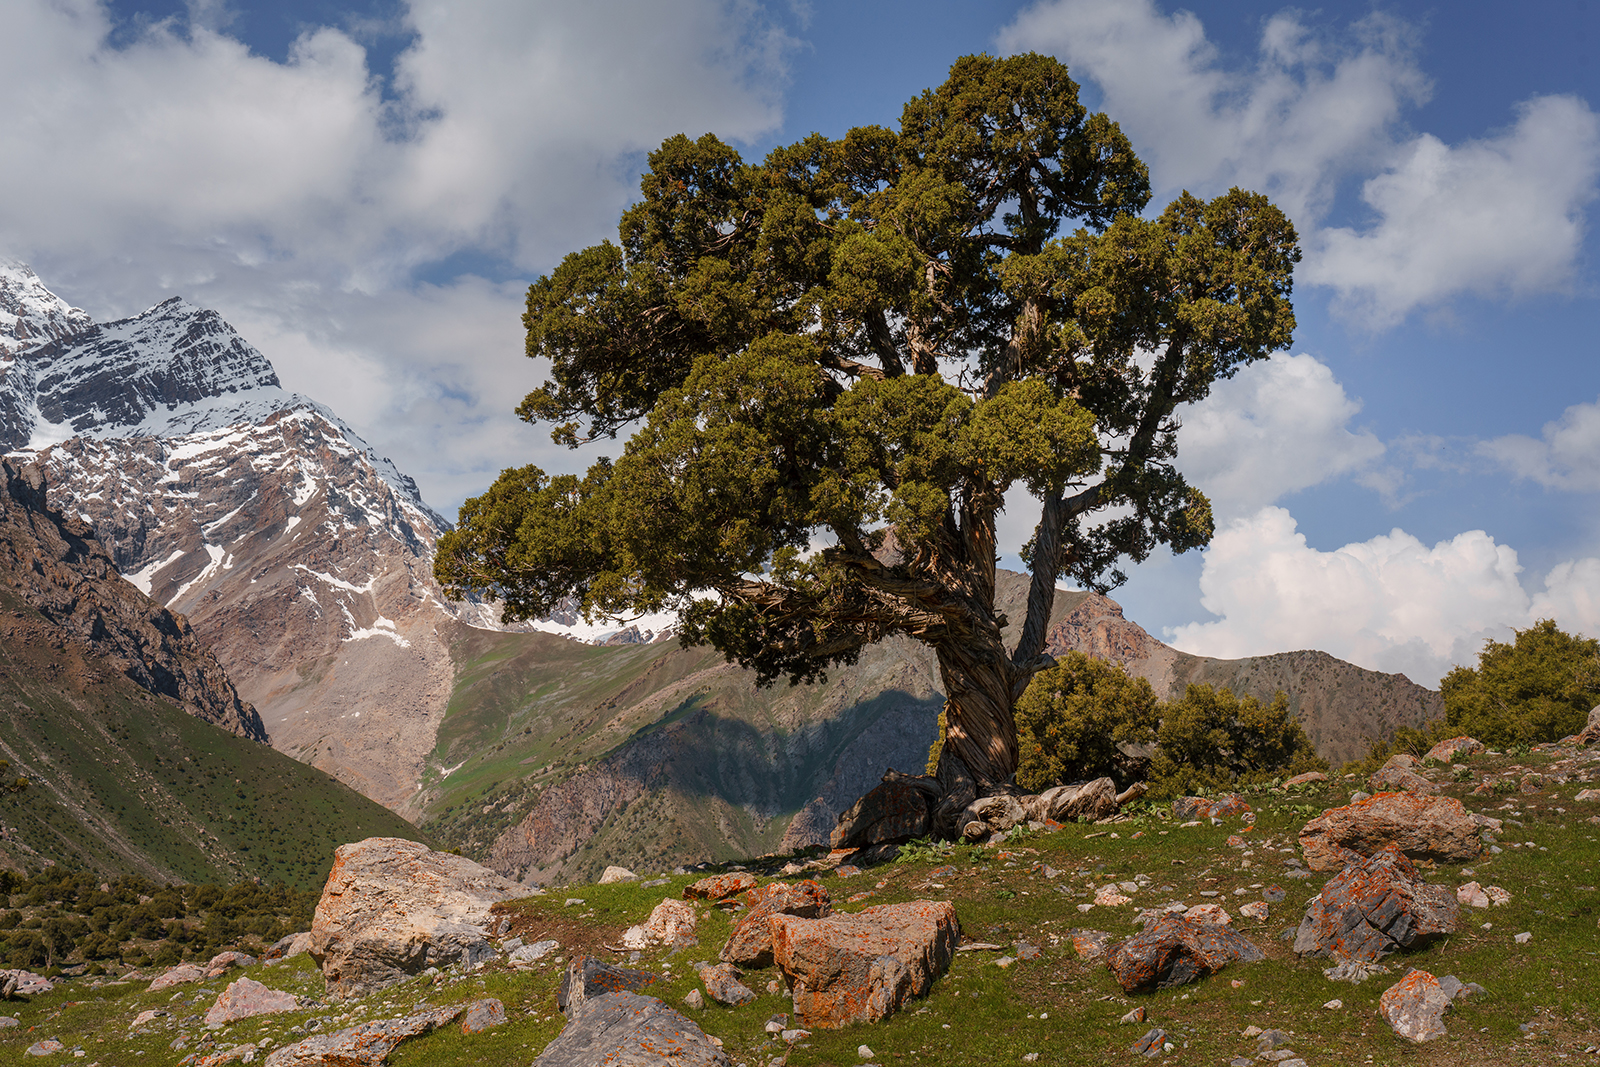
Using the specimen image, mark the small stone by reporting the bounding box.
[781,1029,811,1042]
[1324,998,1343,1009]
[1256,1028,1293,1051]
[1119,1006,1146,1025]
[1130,1028,1169,1056]
[1022,1054,1041,1063]
[1016,942,1043,960]
[765,1013,788,1034]
[858,1046,875,1059]
[1514,931,1533,943]
[459,998,506,1034]
[598,865,638,884]
[1261,886,1286,903]
[1238,901,1269,922]
[995,955,1017,968]
[682,989,705,1010]
[1240,1025,1262,1038]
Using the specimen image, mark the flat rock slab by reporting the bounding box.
[1299,793,1482,871]
[684,873,757,901]
[264,1005,464,1067]
[460,998,506,1034]
[1379,969,1451,1042]
[770,899,959,1029]
[205,977,303,1025]
[149,963,206,992]
[1293,845,1458,963]
[204,951,258,978]
[720,880,831,968]
[559,956,661,1016]
[534,991,730,1067]
[310,837,523,998]
[1105,915,1264,993]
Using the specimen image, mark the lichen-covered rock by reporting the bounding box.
[1283,771,1328,787]
[622,898,697,950]
[1293,845,1458,963]
[695,962,757,1006]
[1104,915,1263,993]
[684,873,757,901]
[263,933,312,962]
[204,977,303,1025]
[264,1005,465,1067]
[1367,764,1439,795]
[1379,969,1450,1042]
[830,779,932,849]
[769,899,959,1029]
[460,998,506,1034]
[533,992,730,1067]
[1298,793,1482,871]
[720,881,831,968]
[0,969,53,997]
[558,956,660,1016]
[1173,795,1250,820]
[204,951,258,978]
[309,837,523,997]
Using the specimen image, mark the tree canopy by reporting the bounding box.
[436,53,1300,817]
[1440,619,1600,746]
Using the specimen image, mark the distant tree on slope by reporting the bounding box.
[1441,619,1600,746]
[436,52,1300,830]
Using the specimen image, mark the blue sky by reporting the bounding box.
[3,0,1599,686]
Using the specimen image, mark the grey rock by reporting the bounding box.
[533,992,730,1067]
[558,956,660,1016]
[264,1005,465,1067]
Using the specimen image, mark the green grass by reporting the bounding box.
[3,745,1595,1065]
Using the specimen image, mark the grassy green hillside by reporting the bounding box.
[0,586,426,891]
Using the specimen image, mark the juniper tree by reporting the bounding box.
[436,53,1300,828]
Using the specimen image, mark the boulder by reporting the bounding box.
[264,1005,465,1067]
[684,873,757,901]
[830,779,932,849]
[1172,795,1250,820]
[533,992,730,1067]
[1424,736,1484,763]
[621,898,698,950]
[1283,771,1328,787]
[769,899,959,1029]
[720,880,831,968]
[598,866,638,885]
[148,963,206,991]
[1576,706,1600,746]
[205,977,304,1025]
[1366,764,1439,795]
[1378,969,1450,1043]
[1103,914,1263,993]
[263,932,313,962]
[558,956,660,1016]
[695,962,757,1006]
[204,951,258,978]
[1293,845,1458,963]
[26,1039,65,1056]
[460,998,506,1034]
[309,837,524,997]
[0,970,52,997]
[1298,793,1482,871]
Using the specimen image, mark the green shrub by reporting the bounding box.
[1013,652,1159,792]
[1441,619,1600,746]
[1146,684,1324,798]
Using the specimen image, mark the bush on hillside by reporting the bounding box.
[1146,684,1324,798]
[1014,652,1159,792]
[1440,619,1600,746]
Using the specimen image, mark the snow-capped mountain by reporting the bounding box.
[0,269,511,815]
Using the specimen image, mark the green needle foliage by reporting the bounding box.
[1440,618,1600,746]
[1013,651,1159,791]
[437,53,1300,794]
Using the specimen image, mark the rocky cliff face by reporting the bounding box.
[0,456,261,738]
[0,270,505,816]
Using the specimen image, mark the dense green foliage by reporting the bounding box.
[0,865,314,972]
[1440,619,1600,746]
[1013,651,1158,791]
[1147,684,1324,797]
[438,52,1298,787]
[1012,667,1323,798]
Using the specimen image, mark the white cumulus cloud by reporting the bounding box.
[1166,506,1600,688]
[999,0,1600,327]
[1478,393,1600,492]
[1307,96,1600,327]
[1176,353,1385,519]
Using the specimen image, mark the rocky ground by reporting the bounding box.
[1,737,1597,1066]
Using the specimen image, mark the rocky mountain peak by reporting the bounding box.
[0,259,92,359]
